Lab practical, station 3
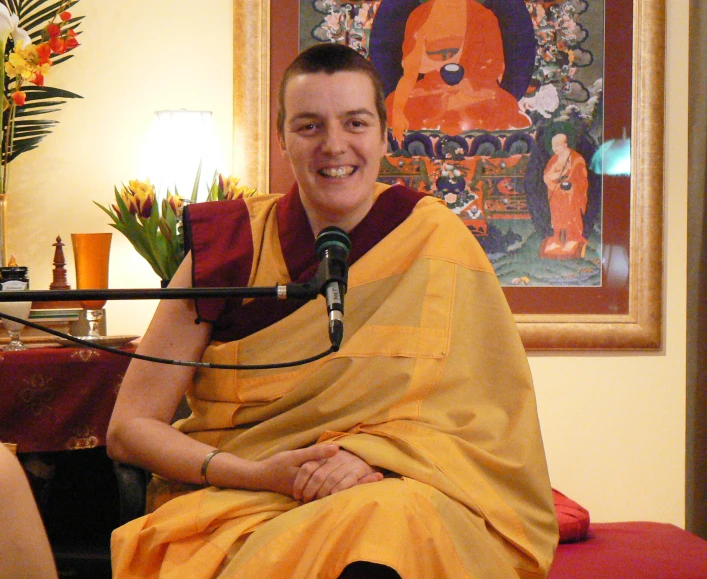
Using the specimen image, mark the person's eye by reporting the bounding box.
[348,119,368,130]
[294,122,319,134]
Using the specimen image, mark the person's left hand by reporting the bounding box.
[292,449,384,503]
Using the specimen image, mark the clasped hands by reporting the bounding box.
[260,445,384,503]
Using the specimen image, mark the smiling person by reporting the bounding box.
[108,43,558,579]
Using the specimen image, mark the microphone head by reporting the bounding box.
[315,226,351,260]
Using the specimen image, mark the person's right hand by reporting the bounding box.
[252,445,340,497]
[390,109,409,145]
[292,449,384,503]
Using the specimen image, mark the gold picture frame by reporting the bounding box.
[233,0,665,351]
[233,0,270,195]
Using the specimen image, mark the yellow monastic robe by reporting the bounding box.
[111,186,558,579]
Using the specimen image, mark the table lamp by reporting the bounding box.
[140,110,223,201]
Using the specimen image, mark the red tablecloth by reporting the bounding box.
[0,346,133,452]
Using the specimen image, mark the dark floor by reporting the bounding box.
[24,447,117,579]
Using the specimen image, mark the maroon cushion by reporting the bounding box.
[553,489,591,543]
[549,522,707,579]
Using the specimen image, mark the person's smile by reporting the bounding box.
[317,165,356,179]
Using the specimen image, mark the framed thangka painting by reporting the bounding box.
[233,0,664,349]
[301,0,604,285]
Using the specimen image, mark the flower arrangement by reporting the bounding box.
[95,172,260,282]
[0,0,82,195]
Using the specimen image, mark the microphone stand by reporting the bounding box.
[0,282,320,303]
[0,266,341,368]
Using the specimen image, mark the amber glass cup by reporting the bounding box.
[71,233,112,339]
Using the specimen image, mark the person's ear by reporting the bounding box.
[278,131,290,162]
[379,127,388,157]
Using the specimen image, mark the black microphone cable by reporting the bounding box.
[0,311,336,370]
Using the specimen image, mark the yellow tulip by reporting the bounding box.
[100,171,257,283]
[166,191,184,217]
[127,179,156,218]
[222,176,258,200]
[118,189,138,216]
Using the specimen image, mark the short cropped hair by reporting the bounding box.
[276,42,388,138]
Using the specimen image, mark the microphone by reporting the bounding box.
[314,226,351,351]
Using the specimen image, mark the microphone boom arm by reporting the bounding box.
[0,284,320,303]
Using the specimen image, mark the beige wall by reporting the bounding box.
[8,1,688,526]
[532,1,688,525]
[8,0,235,331]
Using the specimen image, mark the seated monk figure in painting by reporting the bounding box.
[387,0,532,142]
[540,133,589,259]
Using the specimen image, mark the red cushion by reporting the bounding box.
[553,489,591,543]
[549,522,707,579]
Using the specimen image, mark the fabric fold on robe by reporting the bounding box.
[111,184,558,579]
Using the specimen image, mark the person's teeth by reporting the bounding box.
[321,167,352,178]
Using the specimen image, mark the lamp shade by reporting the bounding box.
[140,110,223,201]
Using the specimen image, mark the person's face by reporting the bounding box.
[278,71,388,234]
[552,134,568,155]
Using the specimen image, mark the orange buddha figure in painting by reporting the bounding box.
[387,0,532,142]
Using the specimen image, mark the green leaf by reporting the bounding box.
[207,170,220,201]
[93,200,125,230]
[14,103,65,113]
[13,119,57,126]
[190,160,202,202]
[49,52,75,66]
[107,191,171,280]
[20,0,77,32]
[23,85,83,99]
[13,130,52,140]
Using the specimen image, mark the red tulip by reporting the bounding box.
[49,36,65,54]
[36,42,52,64]
[46,22,61,37]
[11,91,26,106]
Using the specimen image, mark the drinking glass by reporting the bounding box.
[71,233,112,339]
[0,298,31,350]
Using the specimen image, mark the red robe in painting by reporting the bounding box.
[386,0,531,139]
[541,148,589,259]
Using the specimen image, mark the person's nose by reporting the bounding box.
[321,125,346,155]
